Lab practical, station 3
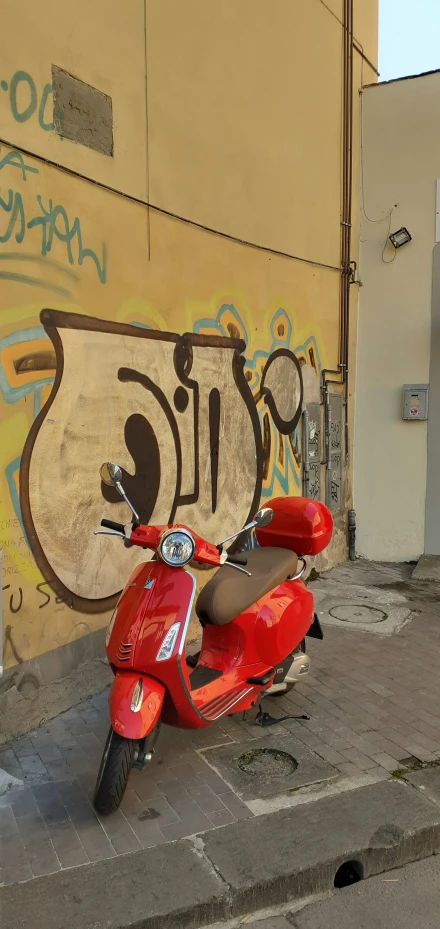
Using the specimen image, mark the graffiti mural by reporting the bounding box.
[0,149,107,288]
[19,308,307,612]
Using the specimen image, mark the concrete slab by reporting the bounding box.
[292,856,440,929]
[202,733,337,801]
[203,779,440,916]
[313,582,413,636]
[412,554,440,581]
[0,837,228,929]
[405,766,440,808]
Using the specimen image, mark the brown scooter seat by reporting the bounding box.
[196,547,298,626]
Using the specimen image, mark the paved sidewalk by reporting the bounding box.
[1,560,440,888]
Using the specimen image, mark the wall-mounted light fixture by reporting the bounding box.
[389,227,412,249]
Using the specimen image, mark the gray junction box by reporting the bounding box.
[402,384,429,421]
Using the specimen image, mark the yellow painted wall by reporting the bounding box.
[1,0,377,677]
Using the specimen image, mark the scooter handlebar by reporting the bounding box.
[101,518,126,534]
[226,553,248,566]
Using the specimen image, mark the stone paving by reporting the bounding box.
[1,560,440,887]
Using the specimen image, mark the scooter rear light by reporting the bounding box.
[130,679,143,712]
[156,622,181,662]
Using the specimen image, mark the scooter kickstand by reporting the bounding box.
[255,701,310,728]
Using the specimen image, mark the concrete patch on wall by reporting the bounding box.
[52,66,113,156]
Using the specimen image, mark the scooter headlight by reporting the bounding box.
[159,529,195,567]
[156,622,181,662]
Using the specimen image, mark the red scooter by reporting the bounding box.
[93,462,333,814]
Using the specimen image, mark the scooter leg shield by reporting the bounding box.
[109,671,165,740]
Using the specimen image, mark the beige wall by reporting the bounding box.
[0,0,377,688]
[355,71,440,561]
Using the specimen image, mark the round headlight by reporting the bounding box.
[159,530,195,566]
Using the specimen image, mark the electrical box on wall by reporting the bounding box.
[402,385,429,421]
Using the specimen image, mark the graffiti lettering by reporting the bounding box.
[0,153,107,283]
[36,581,51,608]
[3,624,23,666]
[0,189,25,243]
[0,150,39,181]
[28,196,107,283]
[2,583,23,614]
[1,518,20,530]
[330,420,340,450]
[1,580,66,615]
[2,69,53,131]
[3,565,19,576]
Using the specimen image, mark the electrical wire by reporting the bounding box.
[359,92,396,225]
[0,136,341,274]
[382,211,397,264]
[316,0,379,74]
[358,90,397,264]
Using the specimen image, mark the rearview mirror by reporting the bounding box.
[99,461,140,523]
[100,462,123,487]
[254,507,274,529]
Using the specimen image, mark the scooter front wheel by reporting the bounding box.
[93,728,138,814]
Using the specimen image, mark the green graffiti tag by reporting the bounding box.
[0,152,107,284]
[1,69,53,131]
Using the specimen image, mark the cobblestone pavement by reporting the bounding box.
[1,560,440,887]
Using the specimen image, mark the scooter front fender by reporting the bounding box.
[109,671,165,740]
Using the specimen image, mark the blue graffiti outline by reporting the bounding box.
[0,326,55,404]
[193,304,238,342]
[5,455,26,538]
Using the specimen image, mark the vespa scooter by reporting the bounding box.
[93,461,333,813]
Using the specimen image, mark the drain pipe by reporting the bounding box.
[348,508,356,560]
[302,409,310,496]
[321,0,354,475]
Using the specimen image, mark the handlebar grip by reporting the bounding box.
[101,519,125,534]
[227,553,248,566]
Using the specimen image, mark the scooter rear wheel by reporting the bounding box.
[93,728,137,814]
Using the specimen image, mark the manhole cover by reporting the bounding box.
[237,748,298,777]
[329,604,388,624]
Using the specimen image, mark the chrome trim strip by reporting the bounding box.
[288,558,307,581]
[178,571,197,656]
[209,687,253,721]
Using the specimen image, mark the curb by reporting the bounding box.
[2,779,440,929]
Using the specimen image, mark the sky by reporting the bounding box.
[379,0,440,82]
